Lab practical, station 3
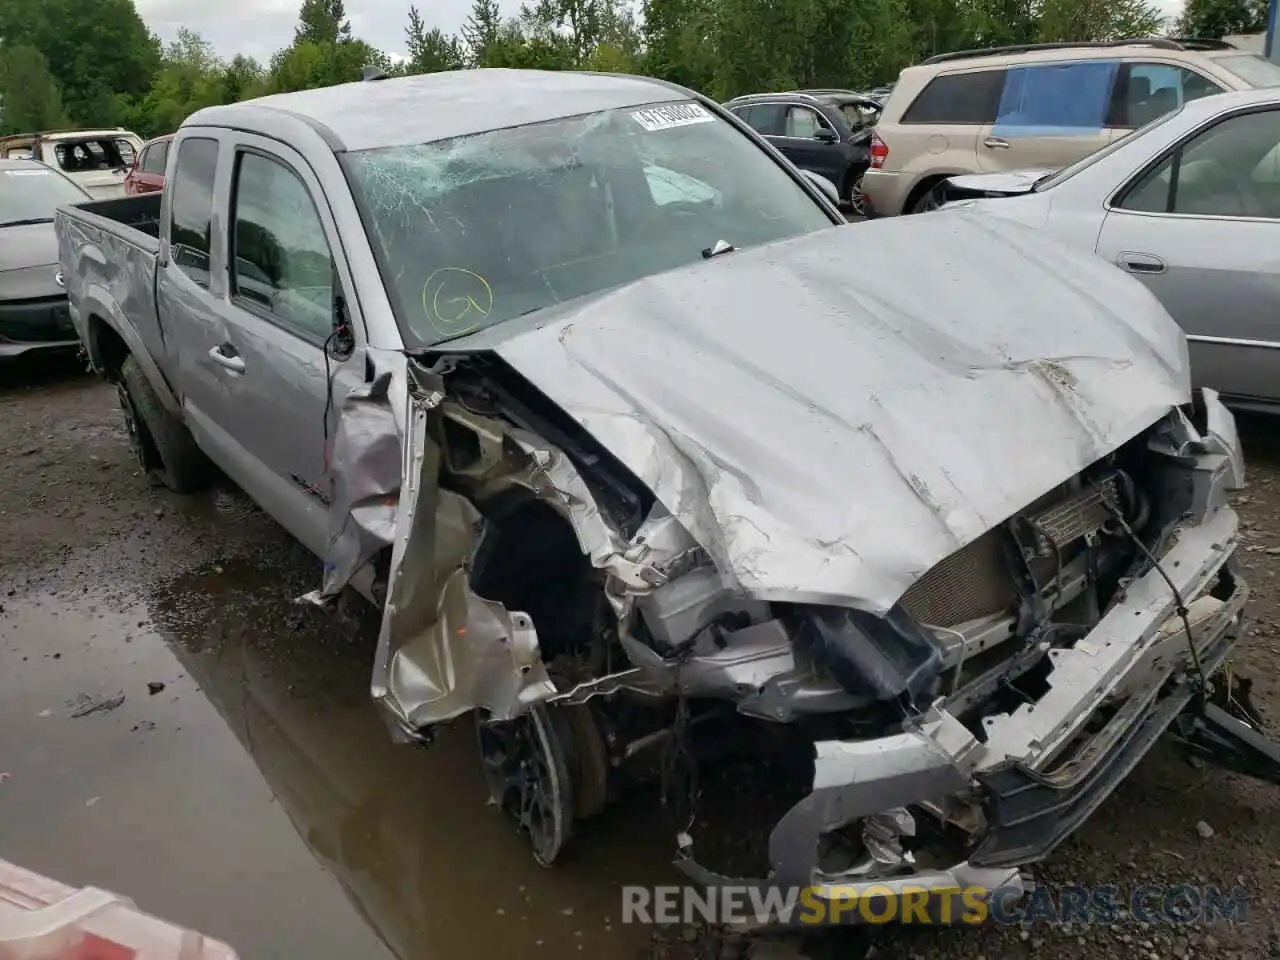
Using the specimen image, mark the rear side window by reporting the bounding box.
[141,141,168,175]
[1107,63,1224,128]
[901,69,1006,124]
[169,137,219,288]
[994,61,1119,135]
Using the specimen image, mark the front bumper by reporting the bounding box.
[0,295,79,358]
[675,504,1246,921]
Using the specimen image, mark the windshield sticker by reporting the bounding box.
[631,103,714,132]
[4,169,52,176]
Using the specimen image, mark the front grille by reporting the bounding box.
[0,296,75,343]
[900,526,1017,628]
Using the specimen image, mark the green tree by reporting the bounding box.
[0,44,70,134]
[405,6,464,73]
[1036,0,1166,42]
[126,28,224,137]
[1177,0,1268,37]
[268,38,388,92]
[0,0,159,126]
[296,0,353,45]
[462,0,505,65]
[217,55,268,104]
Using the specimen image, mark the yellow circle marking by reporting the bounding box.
[421,267,494,337]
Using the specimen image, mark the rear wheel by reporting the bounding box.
[908,181,945,214]
[118,355,210,493]
[843,168,866,217]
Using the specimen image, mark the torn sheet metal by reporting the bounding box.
[443,211,1191,616]
[306,370,403,605]
[371,366,558,733]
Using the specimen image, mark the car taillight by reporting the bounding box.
[869,131,889,169]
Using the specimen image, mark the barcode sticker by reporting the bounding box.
[631,103,714,132]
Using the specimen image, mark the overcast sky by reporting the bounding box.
[135,0,1187,62]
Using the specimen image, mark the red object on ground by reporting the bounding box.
[0,858,238,960]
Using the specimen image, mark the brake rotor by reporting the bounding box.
[477,705,574,866]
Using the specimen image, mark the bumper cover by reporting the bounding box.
[0,295,79,357]
[675,505,1244,917]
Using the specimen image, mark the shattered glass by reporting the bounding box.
[341,100,831,347]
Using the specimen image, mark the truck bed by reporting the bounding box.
[61,194,162,251]
[55,192,167,382]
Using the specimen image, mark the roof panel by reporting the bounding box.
[190,69,690,152]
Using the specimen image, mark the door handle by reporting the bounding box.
[208,344,245,374]
[983,137,1011,149]
[1117,252,1167,275]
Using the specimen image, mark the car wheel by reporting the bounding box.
[119,354,211,493]
[844,170,866,217]
[910,184,944,214]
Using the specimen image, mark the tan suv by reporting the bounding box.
[861,37,1280,216]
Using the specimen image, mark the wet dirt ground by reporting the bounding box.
[3,355,1280,960]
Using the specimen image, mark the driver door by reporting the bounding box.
[208,135,367,557]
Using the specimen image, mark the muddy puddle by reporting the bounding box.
[0,559,681,959]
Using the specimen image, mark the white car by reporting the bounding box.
[934,87,1280,412]
[0,129,143,199]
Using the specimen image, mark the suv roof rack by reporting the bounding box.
[919,36,1235,66]
[725,91,825,104]
[793,88,862,96]
[1164,36,1238,50]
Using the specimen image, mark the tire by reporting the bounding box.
[119,354,210,493]
[909,182,944,214]
[843,168,866,217]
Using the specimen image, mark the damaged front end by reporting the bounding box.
[314,322,1272,904]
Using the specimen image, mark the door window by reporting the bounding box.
[993,60,1119,137]
[784,105,829,138]
[229,151,335,341]
[141,141,168,175]
[168,137,219,287]
[901,69,1006,125]
[735,103,785,136]
[1109,63,1224,129]
[1117,108,1280,218]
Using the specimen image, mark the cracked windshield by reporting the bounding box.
[344,102,831,345]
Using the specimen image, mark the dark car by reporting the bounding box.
[0,158,91,358]
[724,89,882,213]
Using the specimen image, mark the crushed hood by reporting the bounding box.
[946,168,1057,196]
[455,212,1192,615]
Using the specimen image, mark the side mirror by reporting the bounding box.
[800,170,840,206]
[814,128,839,144]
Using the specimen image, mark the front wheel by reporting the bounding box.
[118,355,210,493]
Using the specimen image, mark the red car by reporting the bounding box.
[123,134,173,196]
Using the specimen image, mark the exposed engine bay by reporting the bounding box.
[307,336,1261,903]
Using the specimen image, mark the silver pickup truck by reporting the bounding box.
[55,68,1279,918]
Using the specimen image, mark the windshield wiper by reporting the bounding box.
[702,239,736,259]
[0,217,54,228]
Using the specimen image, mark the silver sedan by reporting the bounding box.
[935,87,1280,413]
